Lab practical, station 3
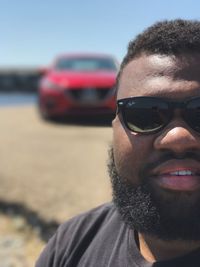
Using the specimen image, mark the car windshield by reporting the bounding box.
[54,57,118,71]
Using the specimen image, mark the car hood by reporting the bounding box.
[46,70,117,88]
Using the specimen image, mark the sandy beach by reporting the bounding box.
[0,105,112,220]
[0,104,112,265]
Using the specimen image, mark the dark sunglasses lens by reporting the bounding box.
[124,98,169,133]
[185,99,200,133]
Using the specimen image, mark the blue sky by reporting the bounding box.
[1,0,200,67]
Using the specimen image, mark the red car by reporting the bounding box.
[38,53,119,119]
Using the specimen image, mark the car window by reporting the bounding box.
[55,57,118,71]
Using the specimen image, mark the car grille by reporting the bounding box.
[66,87,113,103]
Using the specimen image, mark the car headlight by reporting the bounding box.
[41,79,63,90]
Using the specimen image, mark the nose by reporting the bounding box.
[154,122,200,155]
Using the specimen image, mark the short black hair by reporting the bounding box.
[117,19,200,88]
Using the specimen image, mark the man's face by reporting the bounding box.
[111,53,200,240]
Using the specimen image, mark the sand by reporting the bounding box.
[0,105,112,223]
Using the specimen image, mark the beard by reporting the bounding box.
[108,146,200,241]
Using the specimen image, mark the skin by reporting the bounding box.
[112,52,200,262]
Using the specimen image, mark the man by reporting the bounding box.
[36,19,200,266]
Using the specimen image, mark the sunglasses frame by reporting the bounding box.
[117,96,200,134]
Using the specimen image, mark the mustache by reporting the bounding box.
[140,151,200,177]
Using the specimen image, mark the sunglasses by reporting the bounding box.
[117,96,200,134]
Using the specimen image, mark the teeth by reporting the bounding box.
[170,170,194,176]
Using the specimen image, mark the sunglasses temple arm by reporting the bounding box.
[116,105,120,115]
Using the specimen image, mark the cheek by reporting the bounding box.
[112,117,152,183]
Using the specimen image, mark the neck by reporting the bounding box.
[138,232,200,263]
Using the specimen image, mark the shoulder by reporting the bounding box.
[62,202,115,228]
[35,202,118,267]
[54,202,116,241]
[55,202,117,246]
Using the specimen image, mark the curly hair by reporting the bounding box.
[117,19,200,88]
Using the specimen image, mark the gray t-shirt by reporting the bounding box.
[36,202,200,267]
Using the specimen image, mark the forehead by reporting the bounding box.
[117,53,200,100]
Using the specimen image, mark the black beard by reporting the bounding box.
[108,146,200,241]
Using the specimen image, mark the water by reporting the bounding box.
[0,93,37,107]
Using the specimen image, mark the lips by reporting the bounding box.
[150,160,200,191]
